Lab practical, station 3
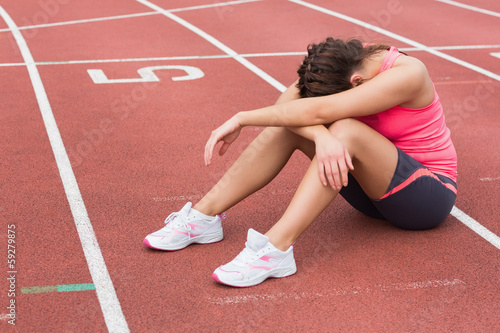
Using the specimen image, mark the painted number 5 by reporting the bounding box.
[87,65,204,84]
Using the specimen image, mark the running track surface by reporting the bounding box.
[1,0,499,332]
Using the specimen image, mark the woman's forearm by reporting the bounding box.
[287,125,330,142]
[236,97,328,128]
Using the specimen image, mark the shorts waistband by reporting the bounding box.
[380,168,457,200]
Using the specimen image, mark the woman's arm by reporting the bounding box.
[206,60,427,177]
[236,62,428,128]
[205,81,354,188]
[276,81,354,189]
[275,80,331,142]
[203,80,330,164]
[205,63,426,162]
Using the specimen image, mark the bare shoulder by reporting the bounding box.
[394,55,430,79]
[393,54,435,108]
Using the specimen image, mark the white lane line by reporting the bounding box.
[0,55,232,67]
[0,11,159,32]
[2,45,500,68]
[210,278,467,305]
[435,0,500,18]
[479,176,500,182]
[239,51,307,58]
[0,51,305,67]
[289,0,500,82]
[0,0,261,33]
[136,0,287,92]
[0,6,130,333]
[434,80,494,85]
[400,44,500,52]
[289,1,500,251]
[451,207,500,250]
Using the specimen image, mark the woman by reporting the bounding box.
[144,37,458,288]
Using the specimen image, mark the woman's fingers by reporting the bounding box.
[315,135,354,190]
[332,161,342,190]
[341,146,353,187]
[323,153,352,190]
[204,117,242,166]
[206,130,223,165]
[204,134,216,165]
[345,146,354,171]
[326,162,336,188]
[318,161,328,187]
[338,159,349,188]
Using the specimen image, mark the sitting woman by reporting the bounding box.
[144,37,458,288]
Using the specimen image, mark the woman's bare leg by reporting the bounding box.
[193,127,315,216]
[193,81,307,216]
[265,118,398,251]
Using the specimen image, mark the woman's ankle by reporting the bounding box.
[192,202,216,217]
[266,232,294,252]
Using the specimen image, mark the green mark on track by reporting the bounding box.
[21,285,57,294]
[21,283,95,294]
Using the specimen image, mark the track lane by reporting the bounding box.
[0,4,129,331]
[2,0,499,331]
[0,65,107,333]
[436,0,500,16]
[128,1,499,331]
[20,14,224,63]
[174,0,414,55]
[90,1,496,330]
[38,56,285,331]
[298,0,499,46]
[0,31,24,64]
[0,0,151,27]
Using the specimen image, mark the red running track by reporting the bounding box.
[0,0,499,332]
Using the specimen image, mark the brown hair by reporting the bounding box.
[296,37,390,98]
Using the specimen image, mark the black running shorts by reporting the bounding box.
[339,147,457,230]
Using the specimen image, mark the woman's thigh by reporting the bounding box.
[328,118,398,199]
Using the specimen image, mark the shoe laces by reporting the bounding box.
[234,245,260,265]
[162,212,191,233]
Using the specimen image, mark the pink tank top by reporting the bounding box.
[355,47,458,182]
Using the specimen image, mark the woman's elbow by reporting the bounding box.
[309,105,334,125]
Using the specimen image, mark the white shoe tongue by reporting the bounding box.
[180,202,193,216]
[246,228,269,251]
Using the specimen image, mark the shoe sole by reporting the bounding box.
[143,232,223,251]
[212,266,297,287]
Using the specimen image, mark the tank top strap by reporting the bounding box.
[379,46,403,73]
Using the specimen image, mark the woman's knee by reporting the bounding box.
[328,118,359,133]
[258,127,294,145]
[327,118,363,144]
[252,127,299,152]
[260,127,312,150]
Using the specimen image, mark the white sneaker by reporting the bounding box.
[144,202,223,251]
[212,228,296,287]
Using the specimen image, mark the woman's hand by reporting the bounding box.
[314,131,354,190]
[204,114,242,166]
